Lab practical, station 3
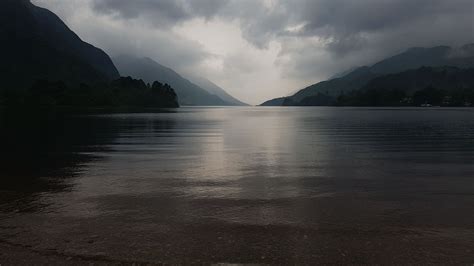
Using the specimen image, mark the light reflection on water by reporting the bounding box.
[1,107,474,263]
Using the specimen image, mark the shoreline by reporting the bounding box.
[1,223,473,264]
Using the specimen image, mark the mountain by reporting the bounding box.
[363,66,474,94]
[0,0,119,89]
[337,67,474,106]
[290,66,377,101]
[0,1,177,109]
[370,45,474,74]
[113,56,233,106]
[261,97,287,106]
[189,76,248,106]
[262,44,474,106]
[328,66,363,80]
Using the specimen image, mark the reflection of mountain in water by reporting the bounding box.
[0,110,178,212]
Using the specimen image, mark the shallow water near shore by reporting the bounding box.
[1,107,473,264]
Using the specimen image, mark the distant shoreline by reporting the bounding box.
[0,105,180,114]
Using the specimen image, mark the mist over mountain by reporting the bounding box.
[188,76,248,106]
[0,0,119,89]
[370,45,474,74]
[113,55,238,106]
[262,44,474,106]
[328,66,363,80]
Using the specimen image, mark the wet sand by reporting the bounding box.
[1,223,473,264]
[1,194,473,264]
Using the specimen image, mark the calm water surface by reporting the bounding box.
[0,107,473,264]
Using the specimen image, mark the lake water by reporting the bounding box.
[0,107,473,264]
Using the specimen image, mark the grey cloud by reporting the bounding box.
[92,0,190,25]
[265,0,474,81]
[292,0,473,54]
[223,52,261,75]
[187,0,230,19]
[243,0,473,52]
[90,0,285,47]
[34,0,474,101]
[298,0,433,35]
[91,0,229,26]
[90,0,472,53]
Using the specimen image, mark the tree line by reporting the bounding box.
[0,77,179,109]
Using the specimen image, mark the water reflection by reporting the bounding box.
[0,107,473,263]
[0,110,179,212]
[0,112,102,212]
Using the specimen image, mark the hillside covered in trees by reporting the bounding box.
[0,0,119,89]
[262,45,474,107]
[335,67,474,107]
[113,56,246,106]
[0,0,179,109]
[0,77,179,109]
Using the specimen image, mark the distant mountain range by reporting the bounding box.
[0,0,180,108]
[262,44,474,106]
[113,56,247,106]
[0,0,244,108]
[188,76,248,106]
[3,0,472,109]
[0,0,119,89]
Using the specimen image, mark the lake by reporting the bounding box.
[0,107,473,264]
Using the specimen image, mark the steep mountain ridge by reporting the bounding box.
[0,0,119,88]
[189,76,248,106]
[113,55,236,106]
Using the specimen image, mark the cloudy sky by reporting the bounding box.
[33,0,473,104]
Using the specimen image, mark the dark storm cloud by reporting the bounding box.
[298,0,434,34]
[186,0,230,19]
[91,0,229,26]
[92,0,190,25]
[91,0,473,54]
[282,0,474,55]
[260,0,473,80]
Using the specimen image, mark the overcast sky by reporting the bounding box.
[33,0,473,104]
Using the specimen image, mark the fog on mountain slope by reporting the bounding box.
[188,76,248,106]
[113,55,242,106]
